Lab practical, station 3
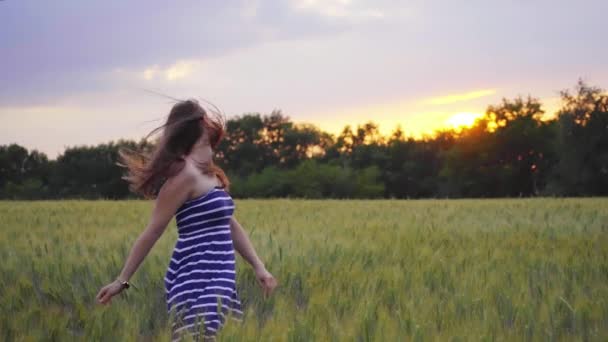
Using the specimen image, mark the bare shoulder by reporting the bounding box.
[163,160,196,196]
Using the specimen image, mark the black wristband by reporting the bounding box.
[116,278,130,290]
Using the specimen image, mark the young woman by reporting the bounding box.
[95,99,278,341]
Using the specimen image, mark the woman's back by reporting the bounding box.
[165,185,244,340]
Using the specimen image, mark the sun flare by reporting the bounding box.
[445,112,483,129]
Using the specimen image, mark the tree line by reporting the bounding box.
[1,79,606,199]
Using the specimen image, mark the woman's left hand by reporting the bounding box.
[96,279,125,305]
[254,265,278,298]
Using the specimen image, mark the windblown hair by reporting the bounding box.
[117,99,230,199]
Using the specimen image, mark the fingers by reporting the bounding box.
[262,286,267,297]
[258,278,268,298]
[256,273,278,299]
[260,276,277,298]
[96,288,107,303]
[256,277,267,297]
[96,285,117,305]
[98,290,108,304]
[100,291,113,305]
[263,279,269,297]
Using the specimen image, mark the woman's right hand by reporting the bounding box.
[96,279,125,305]
[254,265,278,298]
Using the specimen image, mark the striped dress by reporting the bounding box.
[165,185,244,341]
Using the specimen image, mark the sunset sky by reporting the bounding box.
[1,0,607,159]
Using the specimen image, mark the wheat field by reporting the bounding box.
[0,198,607,341]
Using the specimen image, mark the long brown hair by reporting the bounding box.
[117,99,230,199]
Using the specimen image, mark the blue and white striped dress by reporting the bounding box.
[165,185,244,341]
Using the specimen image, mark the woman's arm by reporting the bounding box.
[229,216,265,270]
[229,216,278,297]
[96,171,193,305]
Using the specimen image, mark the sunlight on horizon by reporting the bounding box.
[316,111,484,140]
[444,112,483,130]
[313,93,564,140]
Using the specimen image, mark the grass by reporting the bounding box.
[0,197,607,341]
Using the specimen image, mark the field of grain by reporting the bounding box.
[0,198,607,341]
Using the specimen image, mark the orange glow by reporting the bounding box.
[444,112,483,129]
[310,93,558,139]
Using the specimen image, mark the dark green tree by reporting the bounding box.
[547,80,608,195]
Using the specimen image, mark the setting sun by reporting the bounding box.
[445,112,483,129]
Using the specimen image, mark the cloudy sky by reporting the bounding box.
[1,0,606,159]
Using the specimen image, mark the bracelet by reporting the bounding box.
[116,278,133,290]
